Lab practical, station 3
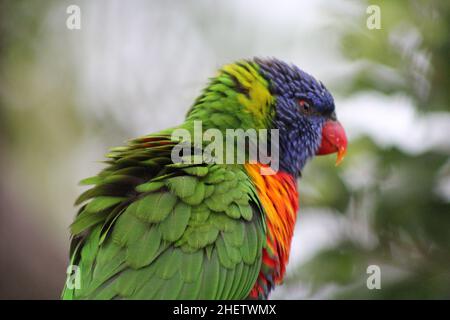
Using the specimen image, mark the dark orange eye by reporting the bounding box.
[298,99,312,114]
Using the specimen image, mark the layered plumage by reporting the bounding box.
[62,58,347,299]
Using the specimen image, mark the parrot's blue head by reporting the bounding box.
[254,58,346,176]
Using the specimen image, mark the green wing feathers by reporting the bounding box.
[62,134,266,299]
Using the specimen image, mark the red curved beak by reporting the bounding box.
[316,120,348,165]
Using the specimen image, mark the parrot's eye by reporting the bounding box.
[298,99,312,115]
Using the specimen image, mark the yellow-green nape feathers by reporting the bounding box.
[220,61,274,128]
[186,60,275,131]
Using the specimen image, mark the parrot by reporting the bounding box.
[62,57,347,300]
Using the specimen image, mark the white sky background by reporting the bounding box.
[39,0,450,298]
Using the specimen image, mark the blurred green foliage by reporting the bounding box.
[284,0,450,299]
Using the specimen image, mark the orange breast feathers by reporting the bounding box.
[245,163,299,285]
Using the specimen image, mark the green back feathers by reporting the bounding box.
[63,133,266,299]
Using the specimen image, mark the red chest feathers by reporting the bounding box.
[245,164,299,299]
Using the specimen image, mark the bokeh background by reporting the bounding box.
[0,0,449,299]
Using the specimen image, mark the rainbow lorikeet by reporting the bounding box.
[62,58,347,299]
